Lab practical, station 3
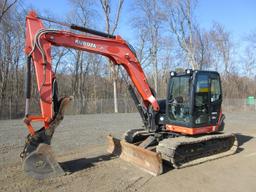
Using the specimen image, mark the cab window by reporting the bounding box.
[194,74,209,125]
[168,76,191,123]
[211,78,221,102]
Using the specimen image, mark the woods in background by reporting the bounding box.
[0,0,256,119]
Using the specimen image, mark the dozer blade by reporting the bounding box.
[23,143,65,179]
[107,135,163,176]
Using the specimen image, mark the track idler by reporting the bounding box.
[21,96,73,179]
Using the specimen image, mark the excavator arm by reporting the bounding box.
[24,11,159,136]
[21,11,163,179]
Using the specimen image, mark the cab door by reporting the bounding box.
[209,73,222,125]
[193,72,211,127]
[193,72,222,127]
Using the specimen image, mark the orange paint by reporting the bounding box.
[166,124,218,135]
[24,11,159,134]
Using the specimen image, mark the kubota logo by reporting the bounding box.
[75,39,96,48]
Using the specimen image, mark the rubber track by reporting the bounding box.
[156,133,238,168]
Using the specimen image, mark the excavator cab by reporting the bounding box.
[166,69,223,133]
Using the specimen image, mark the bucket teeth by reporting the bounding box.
[23,143,65,179]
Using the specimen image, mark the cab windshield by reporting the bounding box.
[168,75,191,123]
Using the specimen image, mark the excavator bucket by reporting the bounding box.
[107,135,163,176]
[22,96,73,179]
[23,143,65,179]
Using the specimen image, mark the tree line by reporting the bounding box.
[0,0,255,119]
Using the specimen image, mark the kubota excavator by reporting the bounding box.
[21,11,238,179]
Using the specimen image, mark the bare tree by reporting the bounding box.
[246,31,256,48]
[0,0,18,22]
[163,0,204,69]
[132,0,163,94]
[99,0,124,113]
[135,29,150,66]
[243,33,256,78]
[209,23,233,75]
[66,0,95,113]
[0,2,25,118]
[243,48,256,78]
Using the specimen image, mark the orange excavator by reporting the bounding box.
[21,11,238,179]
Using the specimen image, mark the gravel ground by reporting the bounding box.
[0,112,256,192]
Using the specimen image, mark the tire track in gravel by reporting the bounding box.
[0,144,152,192]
